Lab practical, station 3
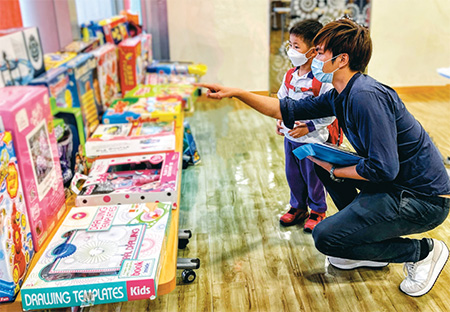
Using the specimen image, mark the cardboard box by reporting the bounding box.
[118,37,143,94]
[0,87,66,251]
[102,96,183,127]
[44,52,77,71]
[91,44,119,111]
[85,121,176,158]
[64,53,101,138]
[0,132,34,302]
[21,202,172,310]
[99,16,129,45]
[0,27,45,86]
[72,152,180,206]
[63,39,100,54]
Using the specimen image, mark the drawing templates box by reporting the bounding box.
[85,121,176,158]
[21,202,172,310]
[72,152,180,206]
[0,87,66,251]
[0,132,34,302]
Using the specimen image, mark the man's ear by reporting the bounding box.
[340,53,350,67]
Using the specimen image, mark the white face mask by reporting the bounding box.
[287,47,314,67]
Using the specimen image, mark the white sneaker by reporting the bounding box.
[327,256,389,270]
[400,239,449,297]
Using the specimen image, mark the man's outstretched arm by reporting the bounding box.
[196,83,282,120]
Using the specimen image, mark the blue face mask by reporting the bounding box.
[311,54,342,83]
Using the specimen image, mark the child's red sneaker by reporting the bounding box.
[280,207,309,226]
[304,211,326,233]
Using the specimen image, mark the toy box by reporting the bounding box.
[0,27,45,86]
[91,44,119,111]
[103,96,183,127]
[147,60,207,77]
[118,37,143,95]
[29,67,78,109]
[85,121,176,159]
[0,87,66,251]
[44,52,77,71]
[144,72,197,85]
[72,152,180,206]
[64,53,101,138]
[127,84,199,111]
[0,132,34,302]
[99,16,129,45]
[21,202,172,310]
[139,33,152,68]
[63,39,100,54]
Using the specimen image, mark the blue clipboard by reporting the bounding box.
[293,143,362,166]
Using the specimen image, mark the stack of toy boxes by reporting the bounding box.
[63,53,102,138]
[0,132,34,303]
[0,86,66,251]
[21,202,172,310]
[0,27,45,87]
[91,44,119,112]
[118,36,143,95]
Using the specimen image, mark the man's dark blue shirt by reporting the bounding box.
[280,72,450,196]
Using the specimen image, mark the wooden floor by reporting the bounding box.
[81,86,450,312]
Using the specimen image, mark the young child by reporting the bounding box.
[277,20,335,232]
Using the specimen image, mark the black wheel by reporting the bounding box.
[181,269,196,283]
[178,238,189,249]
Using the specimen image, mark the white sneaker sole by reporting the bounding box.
[327,256,389,270]
[400,240,449,297]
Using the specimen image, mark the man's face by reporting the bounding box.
[315,44,338,74]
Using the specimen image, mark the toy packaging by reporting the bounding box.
[63,39,100,54]
[118,37,143,95]
[29,67,77,109]
[146,60,207,77]
[103,96,183,127]
[85,121,176,159]
[0,87,66,251]
[91,44,119,110]
[0,27,45,86]
[99,16,129,45]
[183,122,201,166]
[0,132,34,303]
[21,202,172,310]
[64,53,101,138]
[126,84,199,111]
[72,152,180,206]
[139,33,153,68]
[144,72,197,85]
[44,52,77,70]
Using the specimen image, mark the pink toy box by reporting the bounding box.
[91,43,119,111]
[85,120,176,159]
[21,202,172,310]
[72,152,180,206]
[0,132,34,302]
[0,86,66,251]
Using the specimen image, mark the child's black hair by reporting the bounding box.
[289,19,323,46]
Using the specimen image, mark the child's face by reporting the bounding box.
[288,34,313,56]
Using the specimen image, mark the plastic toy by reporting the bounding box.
[0,87,66,251]
[21,202,171,310]
[0,132,34,302]
[85,120,176,159]
[71,152,180,206]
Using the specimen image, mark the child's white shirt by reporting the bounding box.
[277,70,334,143]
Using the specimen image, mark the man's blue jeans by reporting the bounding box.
[312,165,450,263]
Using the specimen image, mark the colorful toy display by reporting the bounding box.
[64,53,101,138]
[29,67,77,109]
[71,152,180,206]
[0,27,45,86]
[126,84,199,111]
[44,52,77,71]
[91,44,119,111]
[21,202,172,310]
[118,37,143,95]
[85,121,176,159]
[0,132,34,303]
[0,87,66,251]
[102,96,183,127]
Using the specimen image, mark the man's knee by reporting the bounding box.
[312,220,335,255]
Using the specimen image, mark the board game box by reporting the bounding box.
[293,142,363,166]
[0,86,67,251]
[0,132,34,302]
[118,37,143,95]
[72,152,180,206]
[21,202,172,310]
[85,121,176,159]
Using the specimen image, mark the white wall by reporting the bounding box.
[369,0,450,87]
[167,0,270,91]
